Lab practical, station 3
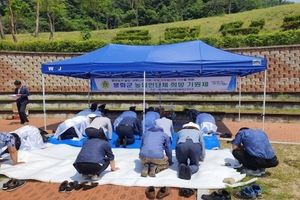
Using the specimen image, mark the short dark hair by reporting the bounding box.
[14,80,21,85]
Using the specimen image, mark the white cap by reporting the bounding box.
[87,113,97,118]
[182,122,200,130]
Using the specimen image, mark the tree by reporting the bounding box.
[34,0,39,37]
[6,0,17,42]
[125,0,144,26]
[45,0,53,39]
[40,0,66,39]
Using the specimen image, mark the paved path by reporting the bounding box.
[0,118,299,144]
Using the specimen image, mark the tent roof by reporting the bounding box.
[41,40,267,79]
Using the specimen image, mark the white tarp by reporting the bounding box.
[0,144,245,189]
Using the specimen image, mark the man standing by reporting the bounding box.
[14,80,29,124]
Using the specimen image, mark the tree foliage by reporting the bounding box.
[0,0,296,37]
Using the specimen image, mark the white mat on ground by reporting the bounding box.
[0,144,245,189]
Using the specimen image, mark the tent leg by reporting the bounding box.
[42,74,47,131]
[238,76,241,122]
[262,70,267,131]
[142,71,146,134]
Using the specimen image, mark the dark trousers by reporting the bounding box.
[60,127,77,140]
[73,160,110,176]
[116,124,135,145]
[17,102,29,124]
[232,150,279,170]
[176,139,201,174]
[85,127,104,138]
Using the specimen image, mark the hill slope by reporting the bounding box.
[4,4,300,43]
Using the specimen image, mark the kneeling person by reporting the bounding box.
[73,128,119,181]
[139,125,173,177]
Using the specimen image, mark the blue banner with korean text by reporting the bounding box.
[91,76,236,92]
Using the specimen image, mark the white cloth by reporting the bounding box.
[53,116,91,140]
[0,145,245,189]
[86,117,113,139]
[9,125,45,151]
[113,111,137,130]
[155,117,174,139]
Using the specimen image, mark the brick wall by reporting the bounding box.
[0,44,299,93]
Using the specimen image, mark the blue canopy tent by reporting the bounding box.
[41,40,268,129]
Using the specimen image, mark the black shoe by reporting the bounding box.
[115,138,121,147]
[179,188,195,198]
[218,189,231,200]
[178,164,186,179]
[82,182,99,191]
[58,180,68,193]
[122,139,127,148]
[201,191,226,200]
[75,181,88,190]
[2,179,13,190]
[66,181,78,193]
[6,179,26,192]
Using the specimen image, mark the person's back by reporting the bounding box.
[143,110,160,132]
[234,128,275,159]
[155,117,174,140]
[139,126,172,160]
[86,117,113,140]
[54,115,91,139]
[195,113,218,134]
[113,108,137,130]
[10,125,45,151]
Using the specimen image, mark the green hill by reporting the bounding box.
[4,3,300,43]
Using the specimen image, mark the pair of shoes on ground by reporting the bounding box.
[2,178,26,192]
[201,189,231,200]
[220,133,232,138]
[59,180,98,192]
[141,164,157,177]
[179,188,195,198]
[115,138,127,148]
[233,184,262,199]
[241,168,266,176]
[178,164,191,180]
[145,186,171,200]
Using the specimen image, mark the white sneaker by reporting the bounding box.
[91,174,100,181]
[82,174,90,180]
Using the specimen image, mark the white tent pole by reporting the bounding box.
[143,71,146,134]
[238,76,241,122]
[262,70,267,131]
[42,74,47,131]
[88,78,91,106]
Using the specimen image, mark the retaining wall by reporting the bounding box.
[0,44,299,93]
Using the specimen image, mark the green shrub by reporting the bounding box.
[249,19,265,29]
[80,29,92,40]
[222,27,260,36]
[219,21,244,31]
[164,26,200,40]
[281,20,300,31]
[283,14,300,22]
[112,29,152,42]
